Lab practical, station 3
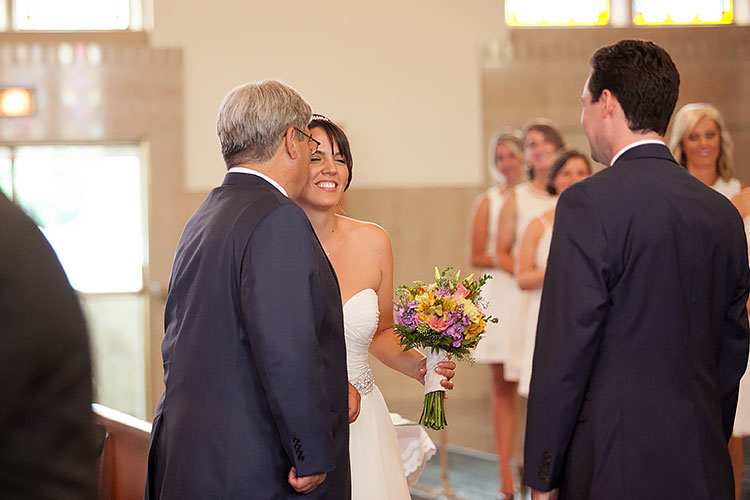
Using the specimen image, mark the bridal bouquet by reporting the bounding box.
[393,267,497,430]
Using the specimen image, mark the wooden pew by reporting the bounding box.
[93,404,151,500]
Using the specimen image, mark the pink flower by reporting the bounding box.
[454,283,470,300]
[428,315,450,332]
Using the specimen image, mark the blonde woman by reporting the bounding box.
[669,102,741,197]
[470,130,526,499]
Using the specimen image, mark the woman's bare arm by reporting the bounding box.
[495,191,517,275]
[367,226,454,387]
[469,194,496,269]
[517,217,546,290]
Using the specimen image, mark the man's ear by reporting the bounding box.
[281,126,299,160]
[600,89,618,118]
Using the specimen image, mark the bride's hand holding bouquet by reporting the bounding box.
[393,267,497,430]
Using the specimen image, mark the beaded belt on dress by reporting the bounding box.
[349,366,374,395]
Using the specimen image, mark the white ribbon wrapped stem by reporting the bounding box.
[424,348,449,394]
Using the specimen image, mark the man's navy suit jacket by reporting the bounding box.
[525,144,750,500]
[145,172,350,499]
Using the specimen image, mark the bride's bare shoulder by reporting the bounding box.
[337,215,392,250]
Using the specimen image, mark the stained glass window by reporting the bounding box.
[506,0,610,26]
[633,0,733,25]
[13,0,137,31]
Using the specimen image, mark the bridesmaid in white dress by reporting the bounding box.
[469,131,526,499]
[516,150,592,397]
[295,115,456,500]
[472,132,527,362]
[489,120,564,498]
[670,103,747,500]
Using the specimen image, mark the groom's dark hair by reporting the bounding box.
[588,39,680,136]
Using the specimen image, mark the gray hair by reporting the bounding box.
[216,80,312,167]
[668,102,734,181]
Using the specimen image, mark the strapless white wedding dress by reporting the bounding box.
[344,288,411,499]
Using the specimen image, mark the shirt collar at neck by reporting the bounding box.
[609,139,665,166]
[227,167,288,197]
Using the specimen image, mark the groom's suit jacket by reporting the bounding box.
[145,172,350,499]
[524,144,750,500]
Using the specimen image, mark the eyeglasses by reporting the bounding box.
[292,127,321,151]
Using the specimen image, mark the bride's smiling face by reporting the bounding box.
[299,127,350,209]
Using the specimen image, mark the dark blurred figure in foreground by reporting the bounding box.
[0,192,98,499]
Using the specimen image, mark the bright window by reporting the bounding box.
[0,147,10,199]
[13,145,144,293]
[506,0,610,26]
[5,143,148,418]
[5,0,143,31]
[633,0,733,25]
[0,3,7,31]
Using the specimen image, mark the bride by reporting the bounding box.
[295,115,456,499]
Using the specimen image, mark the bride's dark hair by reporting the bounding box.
[309,114,354,191]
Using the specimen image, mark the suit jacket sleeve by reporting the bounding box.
[524,184,611,491]
[241,203,337,477]
[718,215,750,441]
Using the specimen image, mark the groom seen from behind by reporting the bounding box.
[145,80,350,499]
[525,40,750,500]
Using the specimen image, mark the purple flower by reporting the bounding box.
[396,306,418,329]
[444,322,465,347]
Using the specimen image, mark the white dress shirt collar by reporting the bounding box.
[610,139,666,166]
[227,167,288,197]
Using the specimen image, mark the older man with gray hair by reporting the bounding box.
[145,80,350,499]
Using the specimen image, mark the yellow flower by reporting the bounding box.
[416,291,439,316]
[461,299,480,323]
[418,311,433,324]
[442,296,458,314]
[466,319,486,339]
